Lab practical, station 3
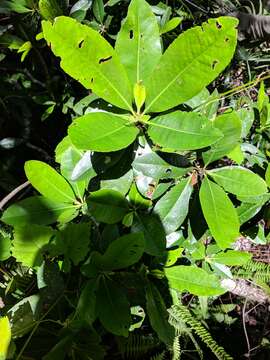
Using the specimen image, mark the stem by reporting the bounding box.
[0,181,30,210]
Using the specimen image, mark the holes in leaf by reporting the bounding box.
[225,37,229,42]
[91,78,94,83]
[216,21,222,29]
[98,56,112,64]
[211,60,219,70]
[129,30,134,39]
[78,40,84,48]
[166,168,172,174]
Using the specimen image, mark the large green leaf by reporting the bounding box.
[145,282,174,345]
[1,196,76,226]
[87,189,129,224]
[92,232,144,270]
[12,225,54,267]
[132,213,166,256]
[68,112,139,152]
[132,149,190,179]
[154,178,193,234]
[42,16,133,110]
[145,17,238,112]
[0,234,11,261]
[148,111,223,151]
[25,161,76,204]
[210,250,252,266]
[51,223,91,268]
[199,178,239,249]
[97,277,130,337]
[165,265,226,296]
[203,111,241,164]
[209,166,268,197]
[115,0,161,84]
[74,278,98,326]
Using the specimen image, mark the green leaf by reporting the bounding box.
[203,111,241,164]
[100,170,133,195]
[1,196,76,226]
[97,277,130,337]
[12,225,54,267]
[165,265,226,296]
[115,0,161,85]
[237,201,266,225]
[0,235,11,261]
[0,317,11,359]
[87,189,129,224]
[160,17,182,35]
[145,17,238,112]
[75,278,98,326]
[52,223,91,265]
[265,163,270,187]
[199,178,239,249]
[132,149,190,179]
[68,112,139,152]
[154,178,193,234]
[92,232,144,270]
[148,111,222,151]
[145,282,174,345]
[25,160,76,204]
[209,166,268,197]
[209,250,252,266]
[42,17,133,110]
[7,294,40,339]
[93,0,104,23]
[132,213,166,256]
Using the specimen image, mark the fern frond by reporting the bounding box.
[168,304,233,360]
[234,260,270,283]
[117,333,160,359]
[150,351,166,360]
[172,335,181,360]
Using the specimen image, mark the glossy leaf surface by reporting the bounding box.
[165,265,226,296]
[199,178,239,249]
[42,17,132,110]
[69,112,138,152]
[148,111,223,151]
[115,0,161,84]
[145,17,238,112]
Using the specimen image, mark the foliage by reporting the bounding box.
[0,0,270,359]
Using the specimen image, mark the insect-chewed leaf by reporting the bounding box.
[145,17,238,112]
[42,16,132,110]
[115,0,161,84]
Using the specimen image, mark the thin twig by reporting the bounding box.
[242,299,251,358]
[0,181,30,210]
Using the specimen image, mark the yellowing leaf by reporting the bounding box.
[0,316,11,359]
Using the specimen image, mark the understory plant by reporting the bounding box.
[1,0,270,358]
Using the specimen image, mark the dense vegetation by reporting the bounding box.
[0,1,270,359]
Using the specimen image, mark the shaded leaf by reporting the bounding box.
[97,277,130,336]
[92,232,144,270]
[1,196,76,226]
[87,189,129,223]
